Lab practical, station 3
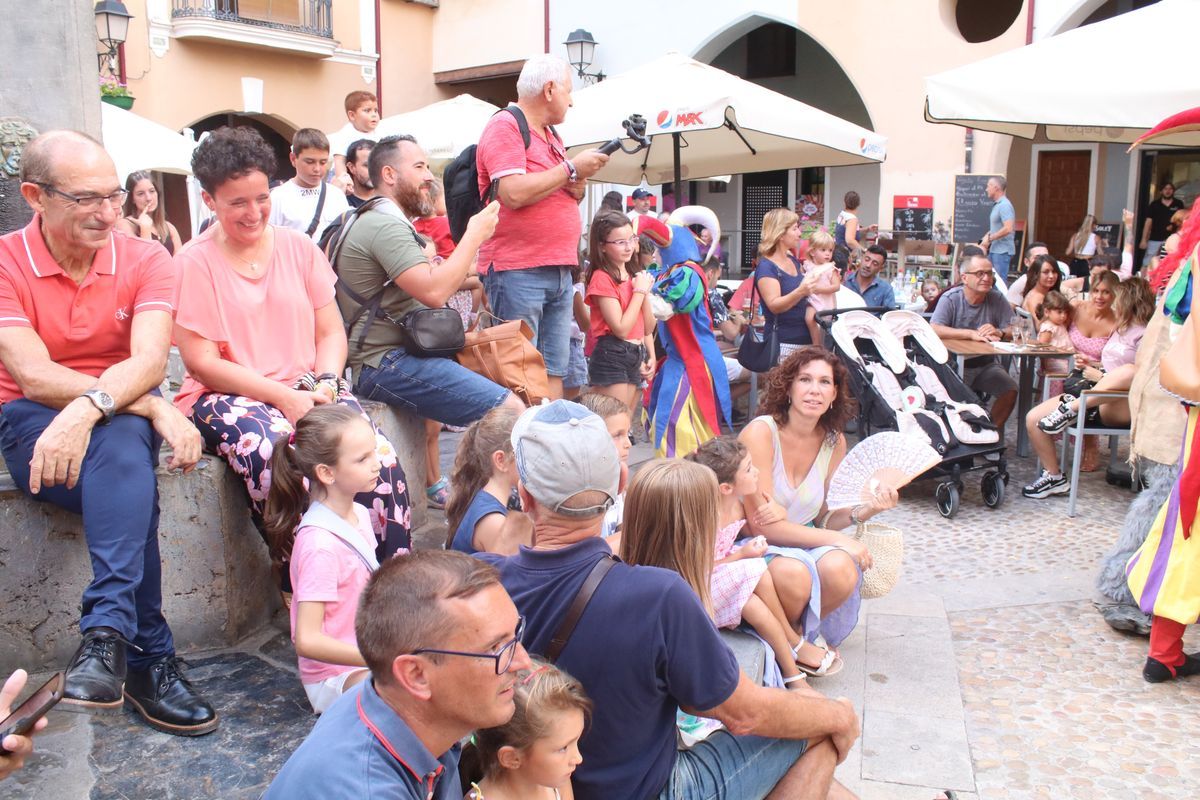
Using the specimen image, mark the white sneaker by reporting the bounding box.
[1022,470,1069,499]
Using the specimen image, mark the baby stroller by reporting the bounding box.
[819,308,1009,518]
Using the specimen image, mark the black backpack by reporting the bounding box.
[443,105,559,243]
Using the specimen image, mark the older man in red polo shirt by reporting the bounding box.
[0,131,215,736]
[476,54,610,399]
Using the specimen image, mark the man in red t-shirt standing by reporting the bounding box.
[0,132,214,736]
[476,54,609,398]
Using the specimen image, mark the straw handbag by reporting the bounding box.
[852,521,903,599]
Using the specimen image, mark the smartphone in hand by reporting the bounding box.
[0,672,63,755]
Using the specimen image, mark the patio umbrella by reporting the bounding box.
[100,102,196,181]
[557,52,887,200]
[924,0,1200,145]
[375,94,501,164]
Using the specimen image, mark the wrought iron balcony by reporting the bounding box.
[172,0,333,39]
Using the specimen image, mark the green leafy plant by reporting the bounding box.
[99,76,132,98]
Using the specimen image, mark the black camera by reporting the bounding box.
[597,114,651,156]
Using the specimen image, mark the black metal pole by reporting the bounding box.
[672,132,683,212]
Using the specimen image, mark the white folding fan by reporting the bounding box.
[826,432,941,510]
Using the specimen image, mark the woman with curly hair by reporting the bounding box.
[173,126,412,592]
[737,347,898,674]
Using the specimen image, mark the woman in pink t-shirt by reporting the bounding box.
[174,127,411,583]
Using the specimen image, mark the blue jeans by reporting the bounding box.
[656,730,807,800]
[0,399,173,669]
[989,251,1013,283]
[482,264,573,377]
[356,347,510,428]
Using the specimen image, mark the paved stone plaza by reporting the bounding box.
[5,429,1199,799]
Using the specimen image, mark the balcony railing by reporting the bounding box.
[172,0,332,39]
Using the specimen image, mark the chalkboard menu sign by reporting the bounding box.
[1093,222,1121,249]
[892,195,933,240]
[952,174,1000,244]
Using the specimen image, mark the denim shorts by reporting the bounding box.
[355,347,510,427]
[482,264,573,377]
[564,338,588,390]
[588,335,646,387]
[656,730,807,800]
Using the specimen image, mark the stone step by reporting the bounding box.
[0,400,428,674]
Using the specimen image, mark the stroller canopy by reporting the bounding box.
[830,311,909,374]
[883,310,950,364]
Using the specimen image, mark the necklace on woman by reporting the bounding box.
[221,230,269,275]
[227,248,262,273]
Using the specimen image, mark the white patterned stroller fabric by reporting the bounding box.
[883,311,1000,445]
[829,312,954,452]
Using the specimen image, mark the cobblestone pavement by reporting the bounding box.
[7,428,1200,798]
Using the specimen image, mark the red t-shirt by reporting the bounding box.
[412,216,454,259]
[585,269,644,355]
[475,111,581,272]
[0,220,176,403]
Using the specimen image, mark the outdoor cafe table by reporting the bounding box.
[941,339,1075,458]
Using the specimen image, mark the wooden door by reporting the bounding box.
[1034,150,1091,257]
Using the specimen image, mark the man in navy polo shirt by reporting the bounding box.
[265,551,532,799]
[482,401,860,800]
[845,244,895,309]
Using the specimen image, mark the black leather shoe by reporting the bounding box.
[61,627,127,713]
[124,657,219,736]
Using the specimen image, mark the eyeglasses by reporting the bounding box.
[963,269,996,281]
[605,237,640,247]
[38,184,128,211]
[412,616,525,675]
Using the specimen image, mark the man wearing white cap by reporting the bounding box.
[479,400,860,800]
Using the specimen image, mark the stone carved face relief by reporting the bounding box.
[0,118,39,178]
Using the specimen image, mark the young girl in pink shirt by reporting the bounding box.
[265,405,381,713]
[802,230,842,345]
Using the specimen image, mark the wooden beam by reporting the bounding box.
[434,59,526,84]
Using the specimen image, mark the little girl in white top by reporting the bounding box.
[265,404,382,713]
[467,660,591,800]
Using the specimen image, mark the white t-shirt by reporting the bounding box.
[268,179,350,241]
[327,123,378,161]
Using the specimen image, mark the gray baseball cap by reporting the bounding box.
[511,400,620,517]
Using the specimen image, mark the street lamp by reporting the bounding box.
[563,28,604,84]
[95,0,133,76]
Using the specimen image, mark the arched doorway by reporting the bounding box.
[188,112,298,185]
[690,17,880,274]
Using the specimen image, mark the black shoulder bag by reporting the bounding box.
[736,271,779,374]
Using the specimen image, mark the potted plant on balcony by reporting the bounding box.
[100,76,135,110]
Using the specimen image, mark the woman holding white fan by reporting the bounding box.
[739,347,900,675]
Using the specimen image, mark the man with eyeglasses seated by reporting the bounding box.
[0,131,213,734]
[265,550,532,799]
[930,253,1018,429]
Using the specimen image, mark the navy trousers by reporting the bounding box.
[0,399,173,669]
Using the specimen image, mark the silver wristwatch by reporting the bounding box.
[81,389,115,424]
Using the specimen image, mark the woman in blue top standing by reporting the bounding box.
[754,208,824,361]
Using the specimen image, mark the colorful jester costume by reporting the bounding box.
[1125,108,1200,682]
[1127,246,1200,678]
[636,207,731,458]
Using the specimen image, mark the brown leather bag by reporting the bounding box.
[456,313,550,406]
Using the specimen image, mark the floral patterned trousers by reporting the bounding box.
[189,392,412,563]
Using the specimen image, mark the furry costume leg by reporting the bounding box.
[1095,460,1178,634]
